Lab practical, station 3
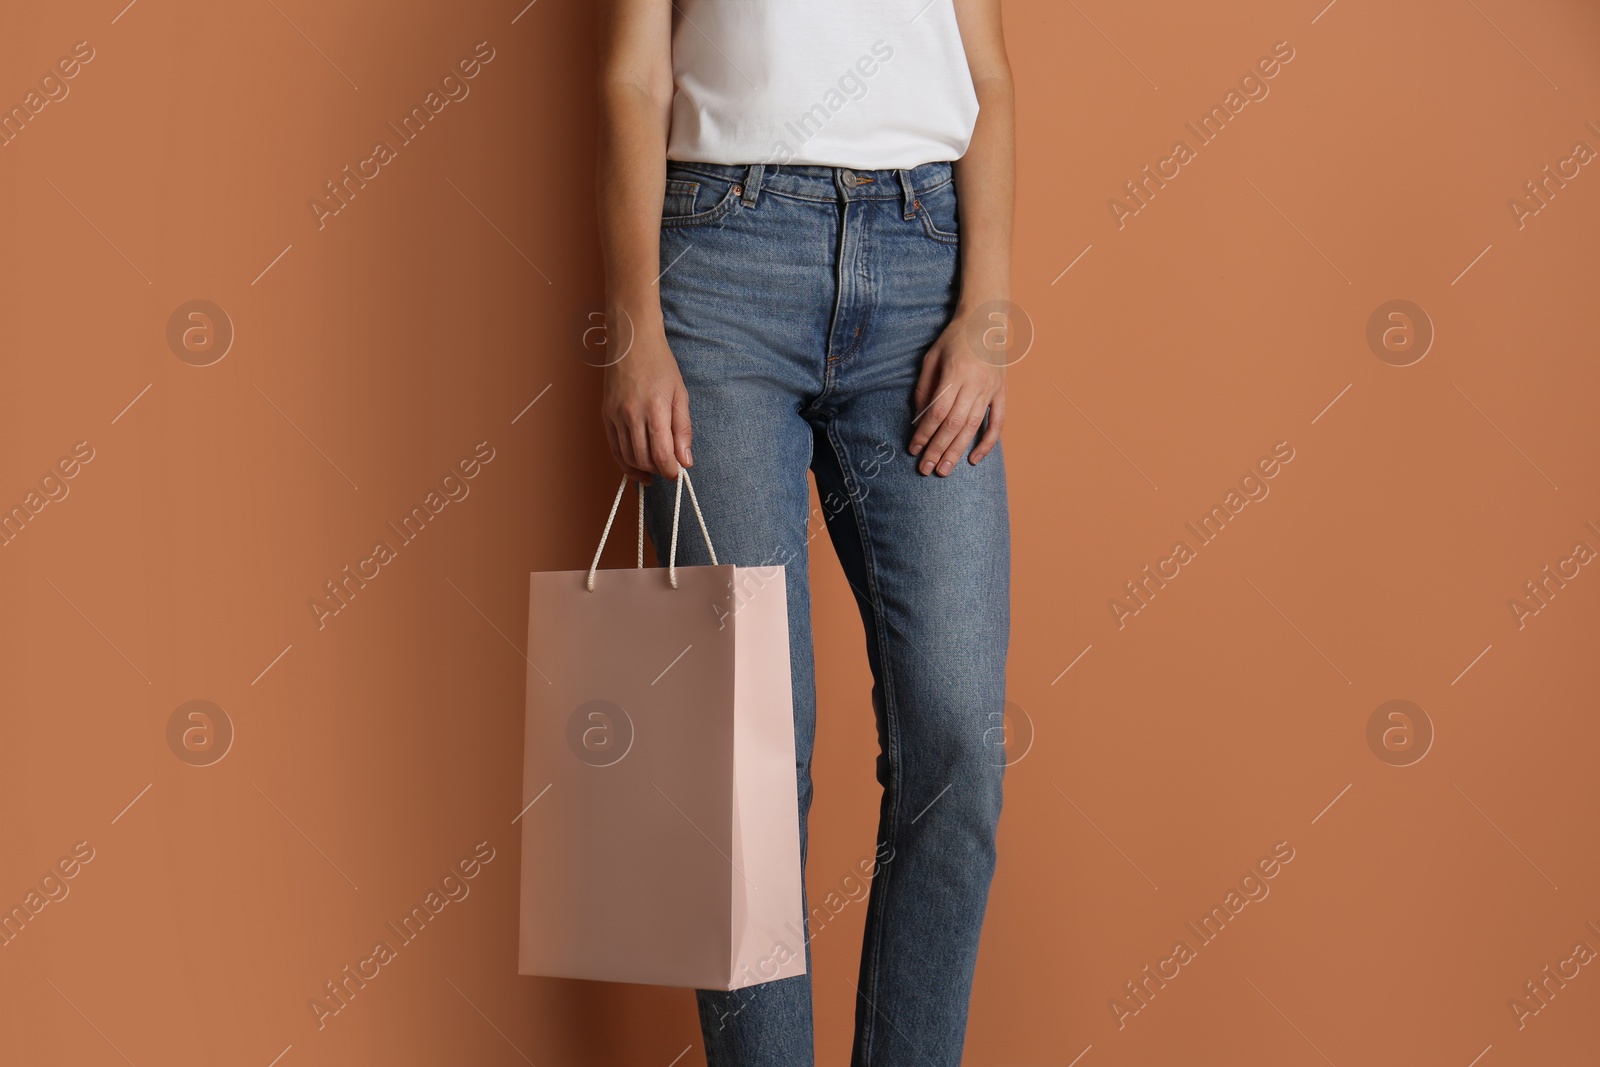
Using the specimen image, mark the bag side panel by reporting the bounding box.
[725,564,807,989]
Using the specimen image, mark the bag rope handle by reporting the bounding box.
[586,467,717,591]
[668,465,718,588]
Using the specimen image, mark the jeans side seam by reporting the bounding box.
[823,419,902,1067]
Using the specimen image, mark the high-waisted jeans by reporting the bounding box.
[639,158,1010,1067]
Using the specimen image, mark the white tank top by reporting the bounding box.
[666,1,980,170]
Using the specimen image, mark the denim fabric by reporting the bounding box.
[641,158,1010,1067]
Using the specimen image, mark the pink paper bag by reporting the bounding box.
[518,469,806,990]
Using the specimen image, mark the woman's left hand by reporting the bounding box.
[907,304,1008,475]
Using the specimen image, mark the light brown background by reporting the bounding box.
[2,1,1598,1064]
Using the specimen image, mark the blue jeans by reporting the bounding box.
[641,158,1010,1067]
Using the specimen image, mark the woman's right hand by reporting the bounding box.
[601,322,693,485]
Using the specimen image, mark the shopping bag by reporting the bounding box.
[518,467,806,990]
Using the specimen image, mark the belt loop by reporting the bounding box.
[742,163,764,207]
[897,168,917,219]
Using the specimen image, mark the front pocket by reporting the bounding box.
[662,179,700,220]
[661,176,743,229]
[915,180,960,245]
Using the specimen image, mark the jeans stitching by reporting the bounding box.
[829,206,875,371]
[660,182,743,229]
[819,203,850,389]
[665,162,741,183]
[763,187,900,205]
[915,201,960,245]
[822,419,902,1066]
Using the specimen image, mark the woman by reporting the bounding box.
[596,2,1015,1064]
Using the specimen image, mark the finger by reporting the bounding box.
[919,387,979,476]
[612,414,639,471]
[605,419,651,484]
[909,379,957,458]
[930,398,986,477]
[672,386,694,469]
[933,397,987,474]
[909,353,942,454]
[626,416,656,476]
[969,390,1005,464]
[604,418,626,473]
[647,397,680,477]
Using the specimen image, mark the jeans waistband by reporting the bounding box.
[664,159,954,214]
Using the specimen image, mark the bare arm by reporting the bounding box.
[908,0,1015,474]
[950,0,1015,329]
[597,0,692,482]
